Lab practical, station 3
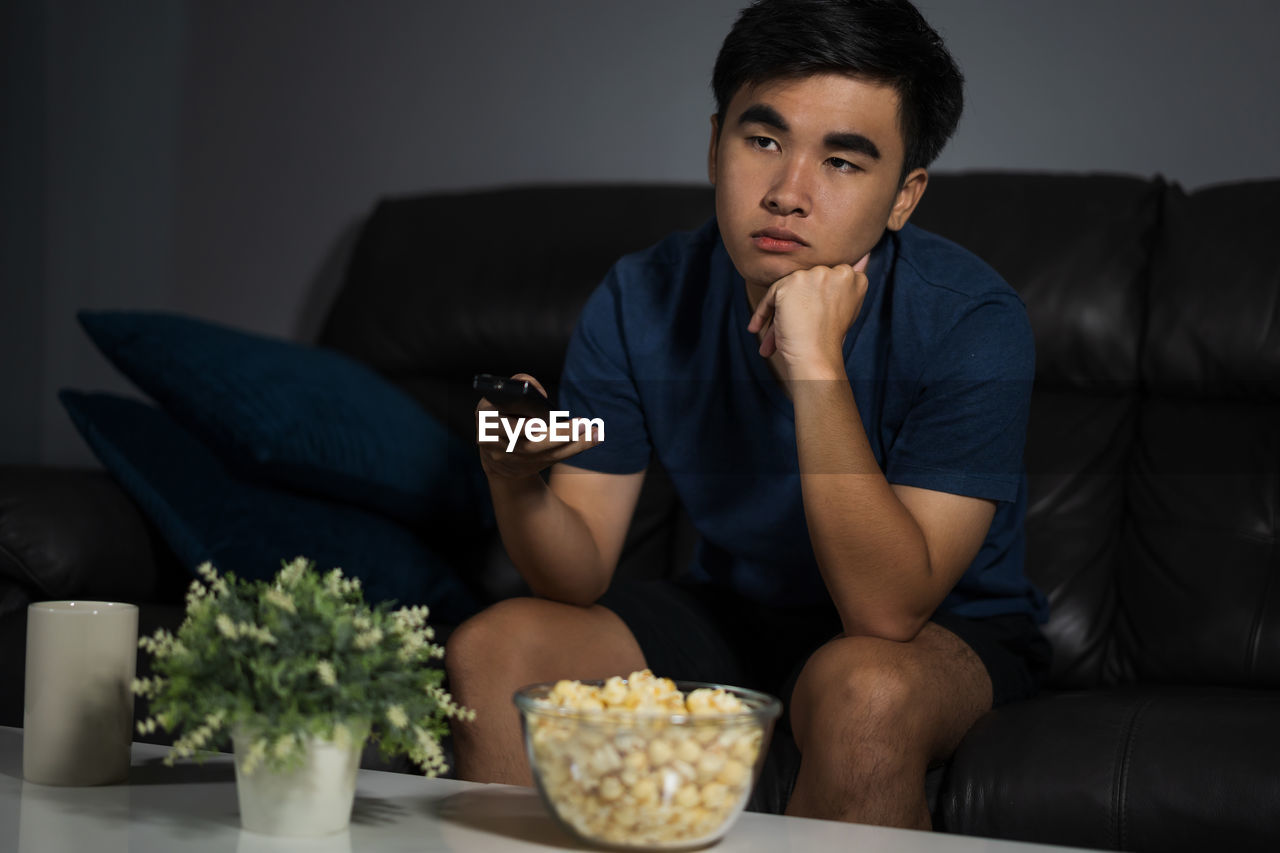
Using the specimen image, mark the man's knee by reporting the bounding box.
[445,597,645,694]
[790,638,922,752]
[445,597,549,687]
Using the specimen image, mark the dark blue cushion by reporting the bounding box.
[77,310,486,527]
[59,391,481,624]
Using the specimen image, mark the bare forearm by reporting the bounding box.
[486,474,610,605]
[791,375,934,640]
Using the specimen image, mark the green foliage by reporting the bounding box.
[133,558,473,776]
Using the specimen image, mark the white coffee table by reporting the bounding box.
[0,726,1094,852]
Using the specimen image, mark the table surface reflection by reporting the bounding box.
[0,726,1090,852]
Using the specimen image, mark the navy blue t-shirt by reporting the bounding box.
[558,218,1048,622]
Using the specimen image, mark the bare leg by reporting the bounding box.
[785,623,992,829]
[445,597,647,785]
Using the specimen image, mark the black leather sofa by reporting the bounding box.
[2,173,1277,851]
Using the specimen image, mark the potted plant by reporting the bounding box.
[132,557,473,837]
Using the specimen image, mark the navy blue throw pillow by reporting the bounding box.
[60,391,481,624]
[77,311,486,527]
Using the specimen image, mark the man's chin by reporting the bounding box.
[727,244,844,287]
[740,256,806,287]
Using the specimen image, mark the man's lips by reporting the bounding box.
[750,227,808,252]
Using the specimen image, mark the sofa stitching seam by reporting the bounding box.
[1108,178,1168,687]
[1114,697,1153,849]
[1245,540,1277,676]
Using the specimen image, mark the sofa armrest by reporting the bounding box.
[938,687,1280,851]
[0,466,177,611]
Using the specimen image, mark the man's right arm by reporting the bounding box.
[487,463,646,606]
[476,373,646,605]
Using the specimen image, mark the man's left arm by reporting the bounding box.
[750,264,1030,642]
[790,376,995,641]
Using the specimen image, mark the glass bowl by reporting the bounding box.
[514,678,781,850]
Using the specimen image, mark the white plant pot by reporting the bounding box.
[231,728,365,837]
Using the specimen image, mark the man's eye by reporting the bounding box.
[828,157,860,173]
[750,137,778,151]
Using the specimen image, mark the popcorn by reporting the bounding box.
[523,670,766,848]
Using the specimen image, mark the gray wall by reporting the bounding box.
[4,0,1279,467]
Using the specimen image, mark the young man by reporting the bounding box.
[448,0,1050,829]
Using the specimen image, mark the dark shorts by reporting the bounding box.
[597,579,1052,714]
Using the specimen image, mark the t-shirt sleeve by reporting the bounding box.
[555,268,652,474]
[884,294,1034,502]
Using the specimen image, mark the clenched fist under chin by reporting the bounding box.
[746,254,870,380]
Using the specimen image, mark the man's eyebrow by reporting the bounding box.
[736,104,788,132]
[736,103,882,161]
[824,131,881,161]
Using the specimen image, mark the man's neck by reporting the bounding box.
[744,279,770,314]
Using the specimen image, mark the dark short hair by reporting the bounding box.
[712,0,964,181]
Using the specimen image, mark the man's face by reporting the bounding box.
[709,73,928,292]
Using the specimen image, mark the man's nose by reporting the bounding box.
[763,159,812,216]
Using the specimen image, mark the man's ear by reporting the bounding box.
[707,114,720,186]
[887,167,929,231]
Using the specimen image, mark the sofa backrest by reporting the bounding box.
[1119,181,1280,689]
[911,173,1161,688]
[319,174,1280,691]
[319,185,717,438]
